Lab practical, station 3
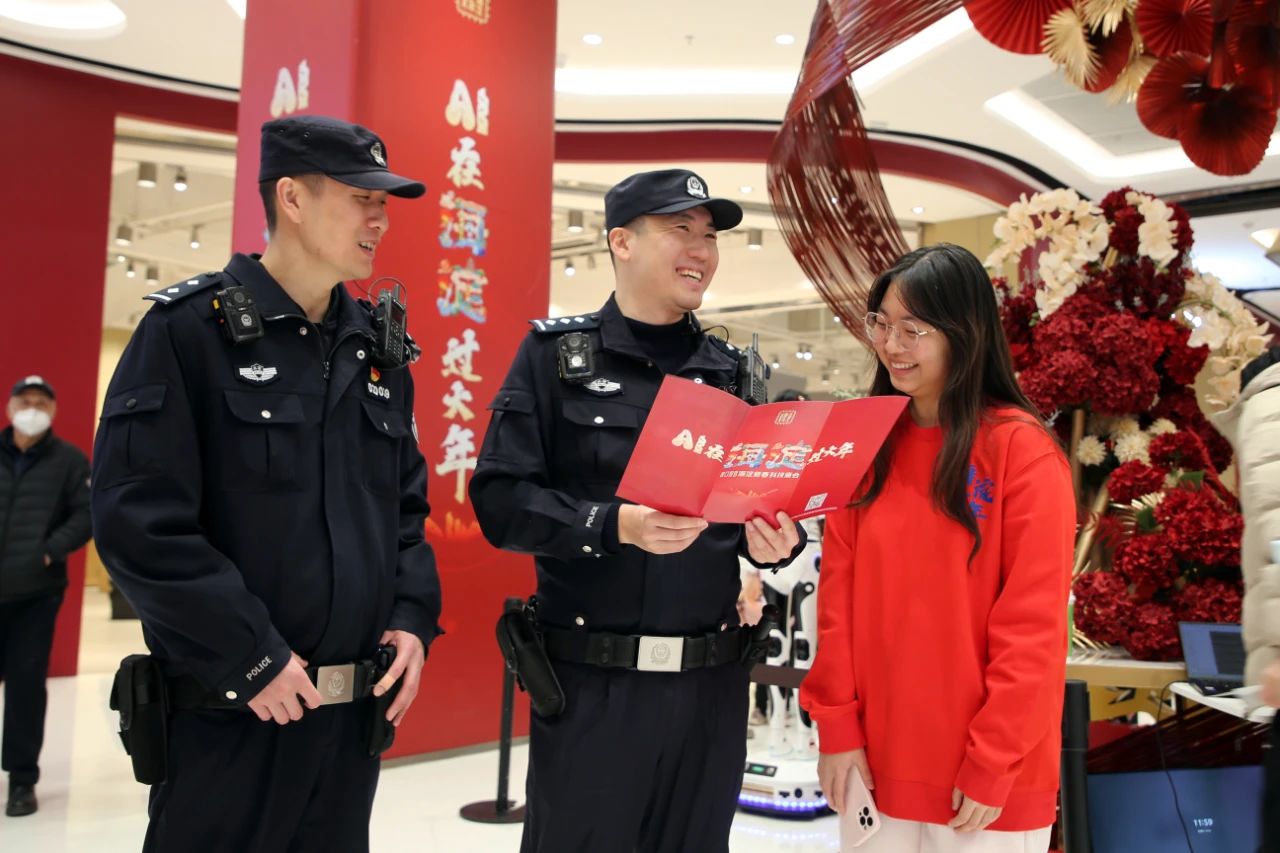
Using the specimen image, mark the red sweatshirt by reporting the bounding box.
[799,408,1075,831]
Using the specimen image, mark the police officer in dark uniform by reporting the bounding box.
[470,169,805,853]
[91,115,442,853]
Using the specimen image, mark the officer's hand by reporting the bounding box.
[618,504,708,555]
[375,630,426,727]
[248,652,322,725]
[817,748,873,815]
[745,511,801,565]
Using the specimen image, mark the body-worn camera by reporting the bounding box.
[557,331,596,383]
[213,286,265,345]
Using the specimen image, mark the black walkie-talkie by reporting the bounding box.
[738,332,769,405]
[370,279,409,368]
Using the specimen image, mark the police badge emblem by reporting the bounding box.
[236,363,279,385]
[370,142,387,167]
[686,175,707,199]
[583,377,622,396]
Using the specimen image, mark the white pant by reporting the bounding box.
[854,813,1052,853]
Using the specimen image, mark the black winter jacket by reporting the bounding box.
[0,426,92,602]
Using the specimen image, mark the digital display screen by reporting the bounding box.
[745,763,777,777]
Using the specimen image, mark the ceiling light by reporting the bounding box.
[833,314,843,323]
[775,34,796,46]
[739,185,753,194]
[189,226,201,250]
[145,264,159,286]
[125,261,136,278]
[586,254,598,270]
[747,228,763,250]
[770,356,781,370]
[564,259,576,277]
[114,223,133,246]
[174,167,189,192]
[911,205,925,215]
[137,162,158,188]
[225,0,246,19]
[821,372,831,385]
[115,253,126,263]
[567,210,584,233]
[582,33,603,46]
[1250,228,1280,250]
[0,0,126,39]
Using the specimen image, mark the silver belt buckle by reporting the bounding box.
[314,663,356,705]
[636,636,684,673]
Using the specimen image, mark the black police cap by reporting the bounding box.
[11,375,55,400]
[605,169,743,232]
[259,115,425,199]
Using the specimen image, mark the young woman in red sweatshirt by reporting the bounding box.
[800,244,1075,851]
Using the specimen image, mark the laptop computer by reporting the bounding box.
[1177,622,1245,696]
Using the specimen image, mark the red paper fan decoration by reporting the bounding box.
[1227,0,1280,104]
[1135,0,1216,57]
[965,0,1073,54]
[1137,53,1210,138]
[1085,19,1137,92]
[1179,80,1277,174]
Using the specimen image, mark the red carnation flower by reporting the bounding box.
[1175,578,1243,624]
[1099,187,1137,217]
[1108,460,1168,504]
[1109,206,1142,256]
[1073,571,1135,646]
[1126,602,1182,661]
[1149,431,1209,470]
[1114,534,1179,597]
[1155,487,1243,567]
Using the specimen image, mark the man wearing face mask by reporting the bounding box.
[0,376,92,817]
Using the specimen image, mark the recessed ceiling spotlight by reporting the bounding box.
[911,205,925,214]
[775,34,796,45]
[582,33,603,46]
[740,185,752,194]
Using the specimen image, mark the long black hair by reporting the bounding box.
[857,243,1049,559]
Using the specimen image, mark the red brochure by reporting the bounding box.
[617,376,909,523]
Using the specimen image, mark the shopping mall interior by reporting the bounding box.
[1,1,1278,851]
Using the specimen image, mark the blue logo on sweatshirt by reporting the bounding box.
[967,465,995,520]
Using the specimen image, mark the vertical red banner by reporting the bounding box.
[354,0,557,757]
[235,0,556,754]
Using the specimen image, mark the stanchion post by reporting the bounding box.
[1060,679,1092,853]
[459,597,527,824]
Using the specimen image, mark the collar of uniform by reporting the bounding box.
[224,253,373,335]
[598,293,736,374]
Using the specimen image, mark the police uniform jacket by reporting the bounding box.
[470,294,803,637]
[91,253,442,704]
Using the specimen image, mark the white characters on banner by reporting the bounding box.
[442,380,476,422]
[270,59,310,118]
[447,137,485,190]
[445,79,490,136]
[435,424,478,504]
[441,329,483,383]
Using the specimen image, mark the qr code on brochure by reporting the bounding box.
[804,493,827,512]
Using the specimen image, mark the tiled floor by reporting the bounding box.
[0,588,841,852]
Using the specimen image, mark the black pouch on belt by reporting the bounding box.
[495,598,565,719]
[108,654,170,785]
[364,644,401,758]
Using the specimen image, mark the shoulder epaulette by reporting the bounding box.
[143,272,224,305]
[529,313,601,333]
[707,335,741,357]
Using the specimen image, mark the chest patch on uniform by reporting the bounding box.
[237,363,279,385]
[367,369,391,400]
[583,377,622,396]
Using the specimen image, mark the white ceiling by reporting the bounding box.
[10,0,1280,387]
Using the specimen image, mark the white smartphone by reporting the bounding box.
[839,766,881,850]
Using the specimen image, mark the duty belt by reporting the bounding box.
[543,626,749,673]
[168,659,382,710]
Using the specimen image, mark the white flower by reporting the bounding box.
[1110,418,1141,438]
[1114,431,1151,464]
[1164,472,1181,489]
[1148,419,1177,436]
[1076,435,1108,466]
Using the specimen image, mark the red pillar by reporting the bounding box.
[233,0,556,754]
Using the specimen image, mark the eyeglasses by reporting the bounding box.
[863,312,935,351]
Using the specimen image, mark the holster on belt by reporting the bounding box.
[363,644,400,758]
[108,654,170,785]
[496,597,565,719]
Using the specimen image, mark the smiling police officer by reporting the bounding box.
[471,169,805,853]
[91,116,442,853]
